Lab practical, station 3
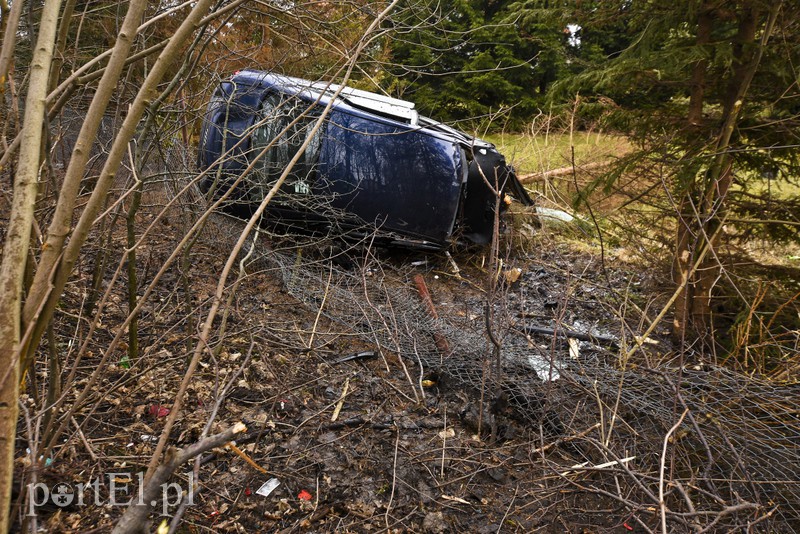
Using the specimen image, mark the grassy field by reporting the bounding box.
[483,130,632,176]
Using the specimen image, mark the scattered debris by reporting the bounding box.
[255,478,281,498]
[227,442,268,474]
[413,274,451,357]
[445,251,460,275]
[536,206,577,224]
[561,456,636,477]
[440,495,469,505]
[297,489,313,501]
[333,350,378,364]
[634,335,659,346]
[148,405,170,418]
[422,511,448,533]
[525,353,561,382]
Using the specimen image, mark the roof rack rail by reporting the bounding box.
[309,81,418,125]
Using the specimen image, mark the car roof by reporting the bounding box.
[228,70,494,149]
[232,70,417,123]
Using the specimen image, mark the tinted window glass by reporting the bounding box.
[247,93,324,205]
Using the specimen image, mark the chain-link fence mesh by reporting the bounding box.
[209,229,800,531]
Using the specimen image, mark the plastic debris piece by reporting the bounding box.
[255,478,280,497]
[536,206,575,223]
[297,489,312,501]
[244,487,252,496]
[149,405,170,418]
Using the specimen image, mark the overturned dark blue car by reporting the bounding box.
[197,70,532,250]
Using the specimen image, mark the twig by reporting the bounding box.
[112,422,246,534]
[226,442,268,474]
[332,350,378,364]
[660,409,689,534]
[497,484,518,534]
[71,416,98,462]
[440,408,447,478]
[560,456,636,477]
[518,161,610,182]
[697,502,760,533]
[626,220,726,360]
[330,377,350,422]
[308,265,333,349]
[385,425,400,530]
[531,423,600,456]
[444,251,460,276]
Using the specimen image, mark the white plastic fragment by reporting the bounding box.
[256,478,281,497]
[536,206,576,223]
[526,354,560,382]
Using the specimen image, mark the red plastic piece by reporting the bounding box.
[148,405,170,418]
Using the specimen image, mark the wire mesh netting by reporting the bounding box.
[215,232,800,531]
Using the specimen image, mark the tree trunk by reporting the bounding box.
[0,0,23,90]
[22,0,148,342]
[0,1,63,530]
[673,3,715,337]
[687,3,713,126]
[34,0,220,459]
[673,2,781,341]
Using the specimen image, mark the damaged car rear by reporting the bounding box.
[197,70,532,250]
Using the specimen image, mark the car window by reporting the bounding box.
[248,92,324,205]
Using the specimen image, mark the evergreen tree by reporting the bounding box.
[548,0,800,343]
[386,0,558,127]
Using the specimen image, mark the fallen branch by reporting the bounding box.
[112,422,246,534]
[518,161,609,183]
